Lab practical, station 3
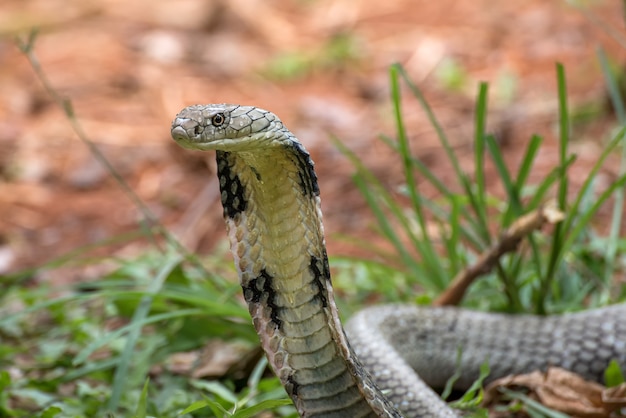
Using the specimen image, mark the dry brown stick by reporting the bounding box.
[433,202,564,307]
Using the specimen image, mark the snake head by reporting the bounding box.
[171,104,280,151]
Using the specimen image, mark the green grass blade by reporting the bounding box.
[106,254,182,411]
[512,136,547,286]
[484,133,543,298]
[511,134,546,278]
[390,64,447,286]
[379,133,484,251]
[394,64,465,181]
[247,357,268,392]
[460,175,491,248]
[441,198,462,273]
[392,64,488,247]
[133,378,149,418]
[231,400,294,418]
[484,134,522,219]
[473,82,490,241]
[603,127,626,287]
[420,195,484,251]
[333,136,440,286]
[499,388,571,418]
[395,64,491,247]
[598,47,626,287]
[604,360,626,386]
[515,134,543,190]
[395,64,488,243]
[62,357,120,381]
[598,47,625,123]
[352,174,430,286]
[193,381,238,404]
[563,172,626,251]
[541,63,570,312]
[561,126,625,237]
[378,134,454,197]
[455,361,490,406]
[177,400,213,415]
[74,308,204,365]
[526,155,576,210]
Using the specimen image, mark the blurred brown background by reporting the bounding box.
[0,0,623,276]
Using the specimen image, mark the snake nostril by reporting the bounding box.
[194,125,202,136]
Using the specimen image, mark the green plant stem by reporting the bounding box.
[598,47,626,293]
[541,63,569,314]
[390,64,446,287]
[14,29,220,290]
[473,83,490,244]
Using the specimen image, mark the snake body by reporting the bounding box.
[171,104,626,417]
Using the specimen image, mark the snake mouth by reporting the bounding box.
[171,125,192,144]
[170,125,244,152]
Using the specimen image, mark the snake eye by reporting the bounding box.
[211,113,225,126]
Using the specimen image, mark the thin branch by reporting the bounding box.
[434,202,564,306]
[15,29,214,279]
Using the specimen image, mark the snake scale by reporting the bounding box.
[171,104,626,417]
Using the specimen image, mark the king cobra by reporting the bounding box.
[171,104,626,417]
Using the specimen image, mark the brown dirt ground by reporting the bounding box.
[0,0,624,280]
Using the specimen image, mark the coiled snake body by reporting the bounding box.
[171,104,626,417]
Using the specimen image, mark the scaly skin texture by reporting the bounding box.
[172,104,404,417]
[171,104,626,418]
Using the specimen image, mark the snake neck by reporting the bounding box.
[216,148,401,417]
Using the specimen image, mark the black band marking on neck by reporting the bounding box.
[217,151,248,218]
[309,255,330,308]
[285,374,300,398]
[289,142,320,197]
[243,269,282,329]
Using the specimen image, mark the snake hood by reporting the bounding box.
[171,103,407,417]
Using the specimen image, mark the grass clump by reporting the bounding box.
[0,248,295,417]
[336,62,626,317]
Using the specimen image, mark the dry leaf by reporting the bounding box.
[484,367,626,418]
[166,340,248,378]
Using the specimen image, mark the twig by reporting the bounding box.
[14,29,217,285]
[15,30,165,244]
[434,202,564,306]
